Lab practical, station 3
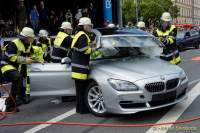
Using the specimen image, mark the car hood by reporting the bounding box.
[91,56,182,82]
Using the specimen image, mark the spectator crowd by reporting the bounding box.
[27,1,96,35]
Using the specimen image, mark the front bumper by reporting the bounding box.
[102,75,188,114]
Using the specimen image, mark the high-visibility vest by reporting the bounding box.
[52,32,70,62]
[1,39,31,74]
[31,46,44,63]
[71,31,92,80]
[54,32,68,48]
[156,25,181,65]
[71,31,92,54]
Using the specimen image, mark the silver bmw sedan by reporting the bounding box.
[29,29,188,116]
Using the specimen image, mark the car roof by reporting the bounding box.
[94,28,150,36]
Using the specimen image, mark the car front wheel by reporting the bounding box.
[85,82,107,117]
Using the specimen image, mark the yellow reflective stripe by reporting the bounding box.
[71,72,88,80]
[26,83,30,95]
[1,65,16,74]
[84,47,92,55]
[54,32,68,48]
[26,68,30,95]
[168,37,174,44]
[10,55,18,62]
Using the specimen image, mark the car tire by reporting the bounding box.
[85,82,108,117]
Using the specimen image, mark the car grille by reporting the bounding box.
[166,78,179,90]
[145,82,165,92]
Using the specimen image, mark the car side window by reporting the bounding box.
[190,30,199,37]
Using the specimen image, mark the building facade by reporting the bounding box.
[174,0,193,24]
[193,0,200,24]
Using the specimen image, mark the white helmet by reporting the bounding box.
[107,23,115,28]
[161,12,172,22]
[60,21,73,30]
[20,27,35,38]
[137,21,145,28]
[78,17,93,26]
[39,29,49,37]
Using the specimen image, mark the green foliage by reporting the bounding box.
[123,0,179,26]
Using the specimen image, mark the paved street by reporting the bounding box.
[0,49,200,133]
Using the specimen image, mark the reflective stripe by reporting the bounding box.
[10,55,18,62]
[17,56,26,63]
[71,63,89,69]
[59,46,68,52]
[0,61,9,65]
[84,47,92,55]
[71,72,88,80]
[73,45,90,52]
[54,32,68,48]
[26,68,30,95]
[168,37,174,44]
[161,50,179,58]
[4,52,15,58]
[169,35,175,40]
[1,65,16,74]
[51,55,62,60]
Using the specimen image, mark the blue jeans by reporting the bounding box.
[31,20,38,31]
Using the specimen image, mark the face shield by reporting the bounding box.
[161,21,171,31]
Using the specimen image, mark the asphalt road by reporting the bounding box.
[0,49,200,133]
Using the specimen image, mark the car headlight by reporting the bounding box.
[180,71,187,81]
[108,79,139,91]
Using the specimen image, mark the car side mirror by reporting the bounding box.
[61,57,71,64]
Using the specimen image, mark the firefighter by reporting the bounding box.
[71,17,96,114]
[23,40,44,104]
[37,29,52,62]
[0,27,35,111]
[51,22,73,63]
[137,21,146,31]
[153,12,181,65]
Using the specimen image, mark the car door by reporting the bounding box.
[183,32,193,48]
[29,63,75,97]
[190,30,200,47]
